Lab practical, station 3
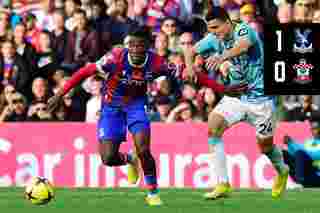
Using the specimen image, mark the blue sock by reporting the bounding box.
[145,175,158,195]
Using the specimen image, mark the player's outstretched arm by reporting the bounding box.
[47,63,97,112]
[221,37,252,62]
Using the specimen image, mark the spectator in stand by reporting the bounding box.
[136,0,180,33]
[81,0,95,19]
[0,92,28,122]
[52,69,66,93]
[54,0,65,9]
[13,23,37,77]
[107,0,138,47]
[228,7,241,22]
[65,0,81,31]
[149,96,172,122]
[293,0,317,23]
[284,95,320,122]
[0,40,30,96]
[31,77,51,103]
[90,0,111,54]
[35,30,58,81]
[198,87,219,121]
[181,82,197,102]
[51,9,69,64]
[0,11,12,44]
[178,0,195,24]
[240,3,256,23]
[24,13,41,52]
[282,94,320,187]
[277,2,293,23]
[33,0,55,31]
[64,9,99,72]
[27,100,55,121]
[160,17,179,52]
[154,31,171,59]
[85,75,103,123]
[239,3,263,34]
[57,82,90,121]
[0,84,15,113]
[282,121,320,187]
[178,32,194,53]
[166,99,200,123]
[313,9,320,22]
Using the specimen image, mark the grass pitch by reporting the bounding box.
[1,187,319,213]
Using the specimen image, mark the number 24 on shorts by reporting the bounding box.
[258,120,273,135]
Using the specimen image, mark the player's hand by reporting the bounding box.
[206,55,224,71]
[47,94,63,113]
[219,61,233,78]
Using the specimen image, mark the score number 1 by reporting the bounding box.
[274,30,285,82]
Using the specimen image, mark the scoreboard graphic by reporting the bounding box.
[264,24,320,95]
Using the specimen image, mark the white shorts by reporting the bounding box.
[214,96,275,138]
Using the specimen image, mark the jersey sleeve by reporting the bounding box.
[194,33,221,56]
[63,63,97,95]
[234,22,257,46]
[95,48,122,74]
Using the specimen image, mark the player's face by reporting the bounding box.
[128,37,147,64]
[207,19,231,40]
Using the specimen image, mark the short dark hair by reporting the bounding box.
[128,25,152,42]
[205,6,231,23]
[53,8,65,18]
[161,16,177,26]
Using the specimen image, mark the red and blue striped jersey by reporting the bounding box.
[63,48,179,107]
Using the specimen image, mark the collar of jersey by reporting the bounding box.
[128,53,149,68]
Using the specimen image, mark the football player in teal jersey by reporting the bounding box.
[184,6,289,200]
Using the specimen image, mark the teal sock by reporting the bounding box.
[208,137,229,183]
[265,145,288,175]
[208,137,222,145]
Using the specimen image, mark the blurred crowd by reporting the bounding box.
[0,0,319,123]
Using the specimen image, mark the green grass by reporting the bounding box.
[1,187,319,213]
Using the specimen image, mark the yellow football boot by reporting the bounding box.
[272,167,289,199]
[204,183,232,200]
[145,194,163,206]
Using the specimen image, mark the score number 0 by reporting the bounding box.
[274,30,285,83]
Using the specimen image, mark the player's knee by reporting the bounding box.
[101,153,117,166]
[137,149,152,161]
[257,136,273,153]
